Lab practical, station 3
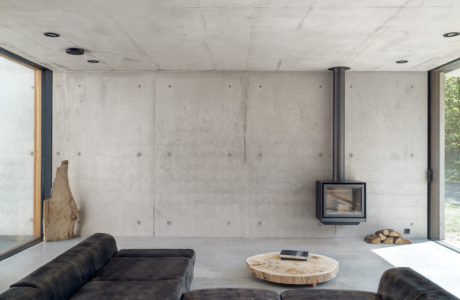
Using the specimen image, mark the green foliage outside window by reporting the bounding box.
[445,77,460,182]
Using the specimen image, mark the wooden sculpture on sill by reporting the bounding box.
[43,160,78,242]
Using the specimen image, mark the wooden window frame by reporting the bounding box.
[34,68,42,237]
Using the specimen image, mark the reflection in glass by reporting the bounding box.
[0,55,35,254]
[444,68,460,248]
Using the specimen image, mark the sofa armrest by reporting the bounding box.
[11,233,117,300]
[377,267,457,300]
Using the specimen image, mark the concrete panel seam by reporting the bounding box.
[153,74,157,237]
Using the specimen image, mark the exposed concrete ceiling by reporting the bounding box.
[1,0,460,72]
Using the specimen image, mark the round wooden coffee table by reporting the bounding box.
[246,252,339,286]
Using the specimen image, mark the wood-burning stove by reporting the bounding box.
[316,67,366,225]
[316,181,366,225]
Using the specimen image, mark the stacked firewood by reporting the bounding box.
[364,229,411,244]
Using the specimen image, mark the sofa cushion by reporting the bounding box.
[377,267,457,300]
[93,256,193,289]
[183,288,281,300]
[113,249,195,289]
[69,279,184,300]
[0,287,47,300]
[11,233,117,300]
[280,289,380,300]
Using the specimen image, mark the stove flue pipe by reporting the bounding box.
[328,66,350,182]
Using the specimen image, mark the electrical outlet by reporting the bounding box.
[404,228,410,234]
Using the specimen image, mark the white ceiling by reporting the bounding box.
[1,0,460,72]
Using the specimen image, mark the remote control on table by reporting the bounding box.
[280,250,309,261]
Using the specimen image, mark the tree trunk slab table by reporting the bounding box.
[246,252,339,287]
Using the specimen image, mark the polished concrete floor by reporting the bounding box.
[0,237,459,297]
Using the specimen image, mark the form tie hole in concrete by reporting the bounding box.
[258,85,262,88]
[31,86,34,89]
[318,153,323,157]
[30,151,34,156]
[349,153,353,158]
[258,221,262,226]
[258,153,263,157]
[411,85,414,88]
[138,84,142,88]
[167,221,172,226]
[137,220,141,225]
[349,85,353,88]
[228,153,232,157]
[227,221,231,226]
[56,152,60,156]
[137,152,142,157]
[168,84,172,88]
[167,152,172,157]
[77,152,81,156]
[319,85,323,88]
[78,84,81,88]
[410,153,414,157]
[228,85,232,88]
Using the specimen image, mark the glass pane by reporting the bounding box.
[0,55,35,254]
[444,68,460,248]
[325,186,363,216]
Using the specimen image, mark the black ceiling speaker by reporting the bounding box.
[66,48,85,55]
[43,32,60,37]
[443,32,460,38]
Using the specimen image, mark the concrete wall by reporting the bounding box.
[0,56,35,236]
[53,71,427,238]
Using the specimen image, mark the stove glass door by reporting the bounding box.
[324,185,364,217]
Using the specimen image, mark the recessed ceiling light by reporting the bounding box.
[396,60,408,64]
[43,32,60,38]
[443,32,460,38]
[66,48,85,55]
[87,60,99,63]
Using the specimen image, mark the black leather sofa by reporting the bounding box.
[1,233,457,300]
[183,267,458,299]
[0,233,195,300]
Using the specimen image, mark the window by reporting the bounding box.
[0,49,52,259]
[429,58,460,251]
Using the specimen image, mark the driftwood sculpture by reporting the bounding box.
[43,160,78,242]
